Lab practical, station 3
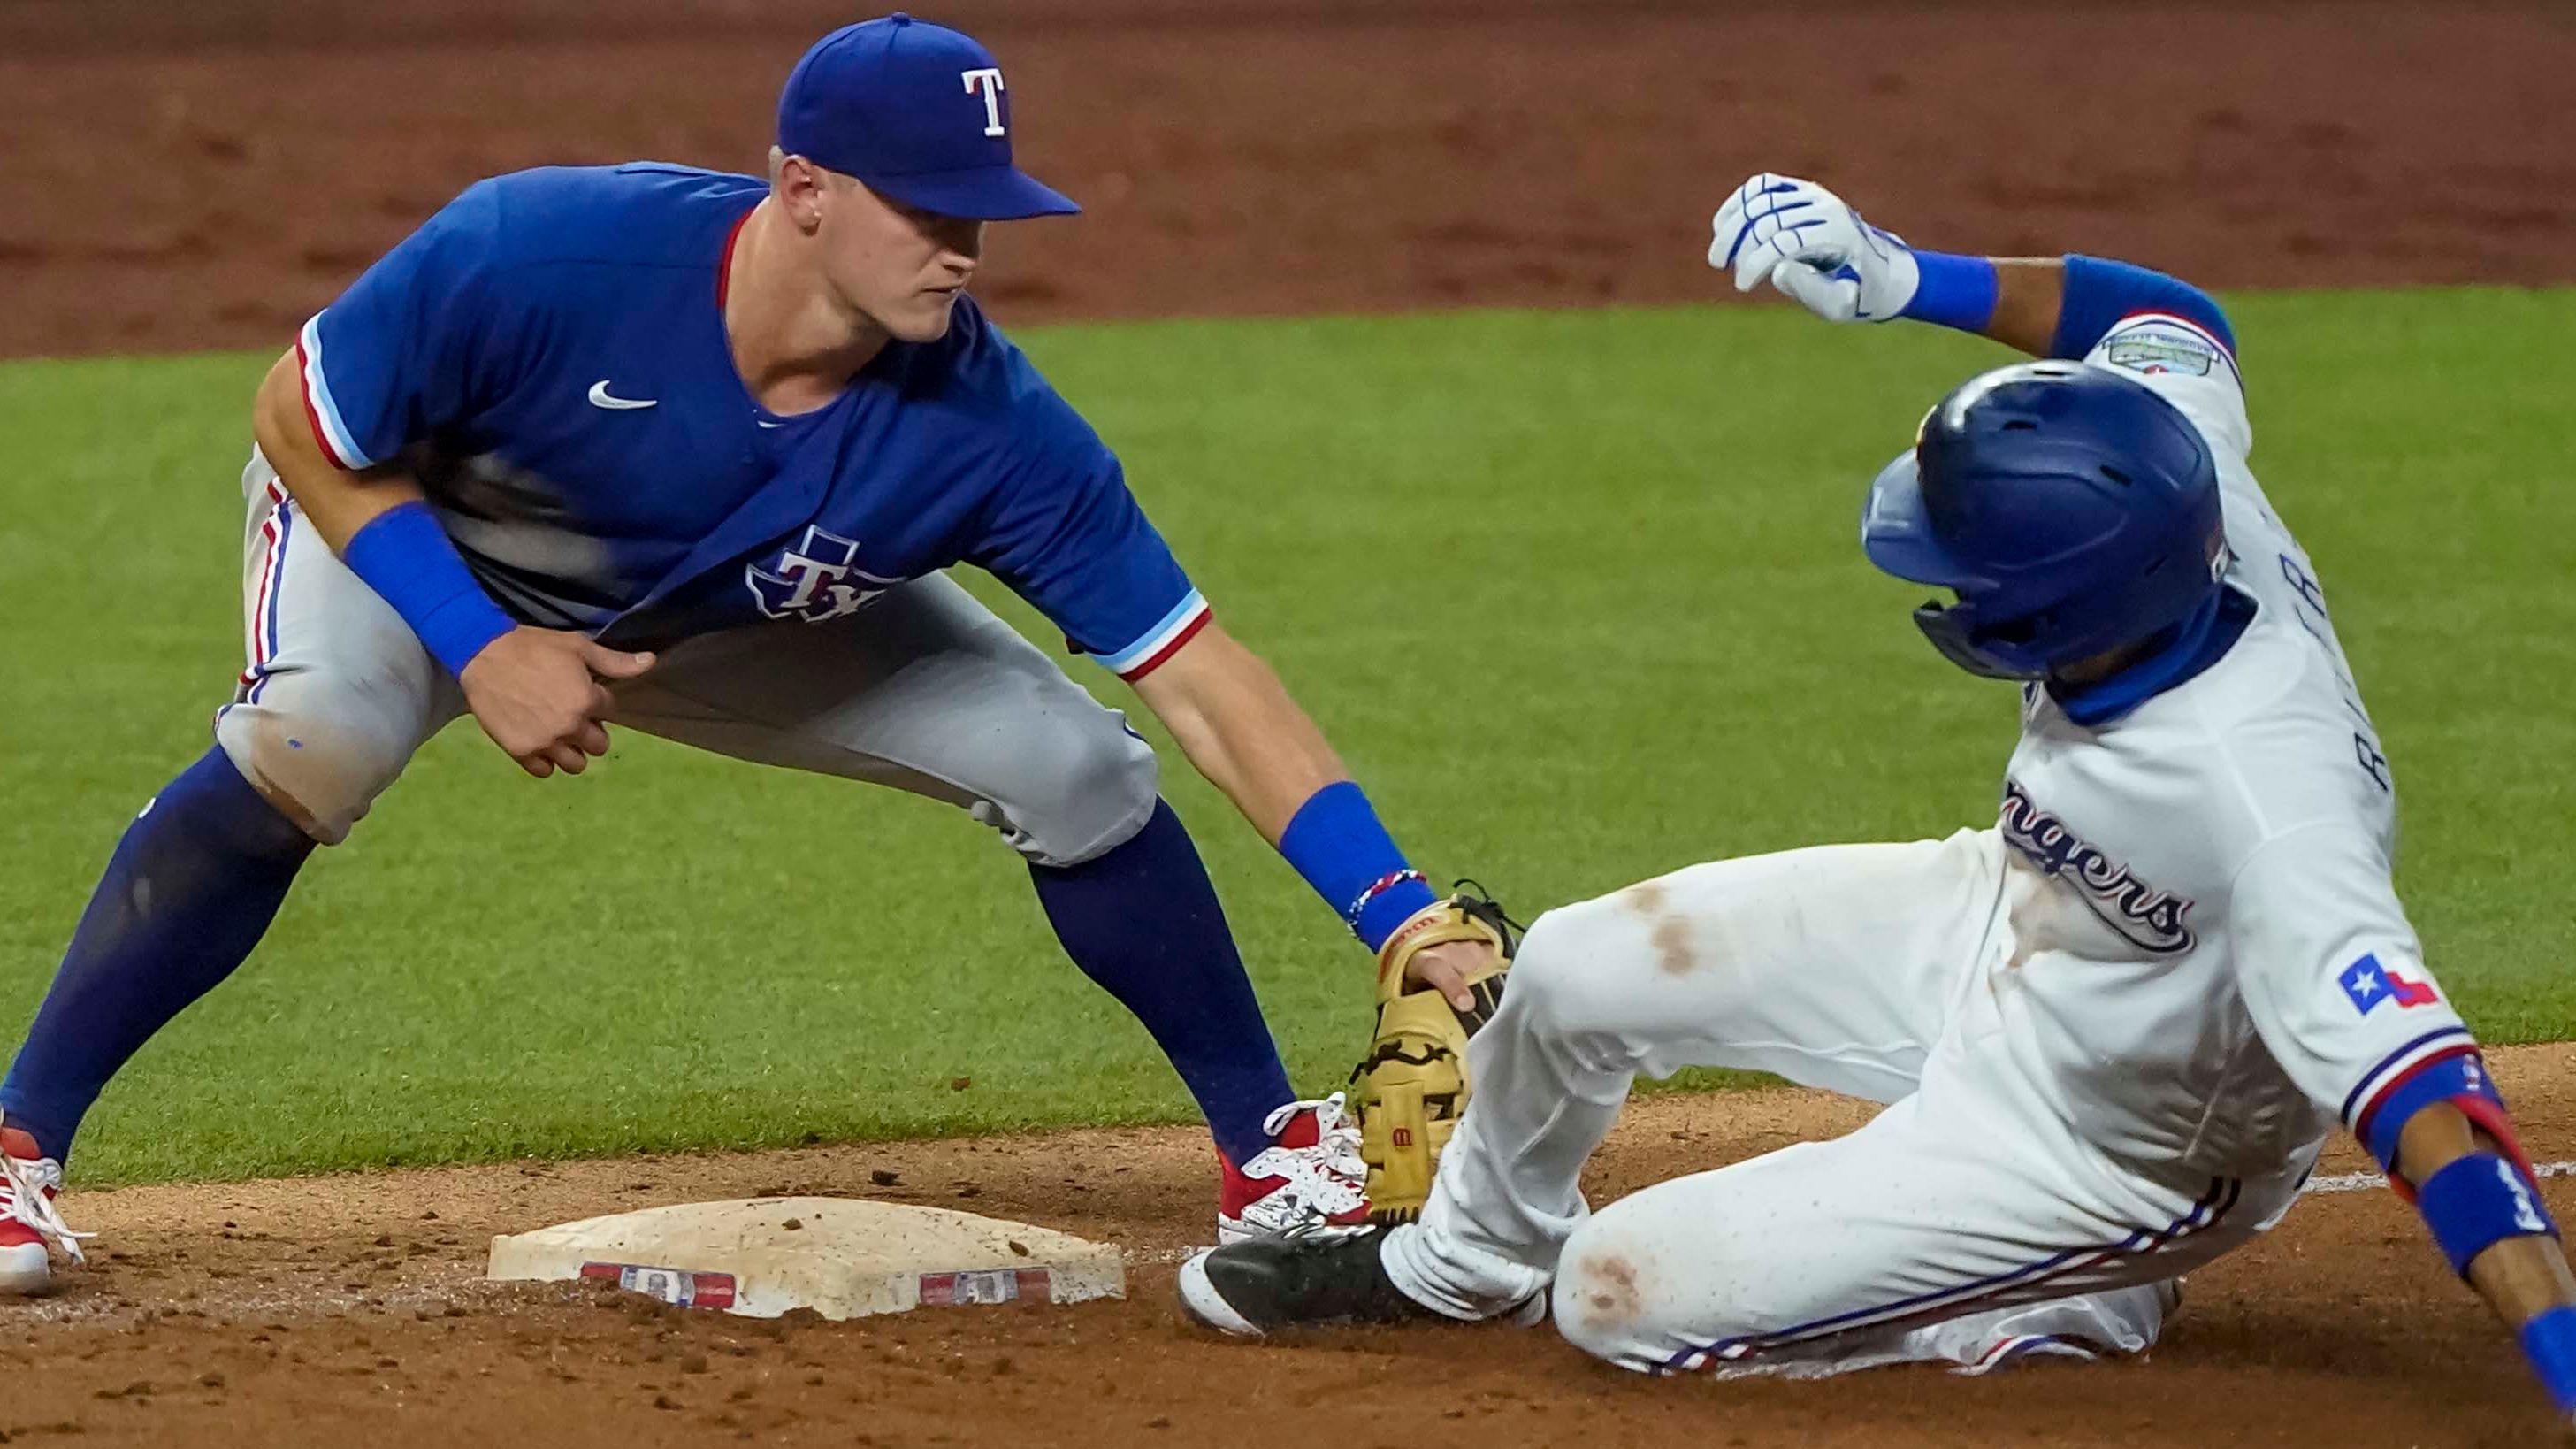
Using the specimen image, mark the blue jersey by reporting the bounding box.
[291,163,1208,678]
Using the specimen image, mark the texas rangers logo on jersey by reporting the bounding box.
[1998,781,2198,954]
[745,526,898,624]
[2338,952,2440,1015]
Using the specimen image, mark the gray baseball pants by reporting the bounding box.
[214,452,1159,864]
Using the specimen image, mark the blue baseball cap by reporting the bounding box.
[776,13,1079,220]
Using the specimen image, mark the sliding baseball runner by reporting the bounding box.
[1179,173,2576,1424]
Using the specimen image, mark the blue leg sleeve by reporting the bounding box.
[1029,798,1293,1162]
[0,748,315,1160]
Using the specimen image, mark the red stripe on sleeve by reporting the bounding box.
[292,334,353,471]
[2352,1043,2480,1149]
[1117,608,1213,681]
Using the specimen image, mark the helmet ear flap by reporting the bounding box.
[1909,596,2050,681]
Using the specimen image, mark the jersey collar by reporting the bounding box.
[2046,586,2255,727]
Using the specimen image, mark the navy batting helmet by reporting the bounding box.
[1861,361,2227,681]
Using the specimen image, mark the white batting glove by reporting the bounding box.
[1708,172,1920,323]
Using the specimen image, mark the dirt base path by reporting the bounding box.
[3,1,2573,358]
[4,1043,2568,1447]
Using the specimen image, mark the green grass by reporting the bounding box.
[4,289,2572,1185]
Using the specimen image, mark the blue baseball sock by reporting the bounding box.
[0,747,315,1161]
[1028,799,1293,1163]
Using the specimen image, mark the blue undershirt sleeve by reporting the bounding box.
[2048,254,2236,361]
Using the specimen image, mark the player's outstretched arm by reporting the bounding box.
[2228,833,2576,1425]
[1126,622,1494,1006]
[2396,1100,2576,1330]
[1121,619,1340,840]
[2374,1091,2576,1430]
[249,350,653,779]
[1705,172,2235,362]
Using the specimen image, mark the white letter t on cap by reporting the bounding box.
[962,67,1006,136]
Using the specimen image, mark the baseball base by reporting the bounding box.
[486,1196,1125,1319]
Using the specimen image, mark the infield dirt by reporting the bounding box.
[3,1,2573,1445]
[6,1046,2572,1447]
[2,1,2572,358]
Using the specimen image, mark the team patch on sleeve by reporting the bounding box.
[2338,952,2441,1016]
[2098,313,2232,382]
[1093,589,1211,680]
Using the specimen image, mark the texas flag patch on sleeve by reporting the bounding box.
[2340,952,2439,1015]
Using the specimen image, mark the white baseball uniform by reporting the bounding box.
[1377,313,2486,1376]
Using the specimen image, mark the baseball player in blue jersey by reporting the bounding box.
[1178,173,2576,1423]
[0,14,1503,1290]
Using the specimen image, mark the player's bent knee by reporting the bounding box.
[214,707,417,847]
[1504,903,1647,1038]
[1550,1214,1685,1371]
[1550,1192,1754,1374]
[1502,909,1586,1018]
[986,709,1159,868]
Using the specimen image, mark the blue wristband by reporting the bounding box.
[2522,1306,2576,1414]
[1898,250,2000,333]
[2418,1152,2557,1278]
[1277,782,1439,951]
[340,501,516,677]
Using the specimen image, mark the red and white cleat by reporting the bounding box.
[1217,1092,1371,1245]
[0,1118,88,1296]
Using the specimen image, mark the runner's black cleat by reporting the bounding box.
[1178,1223,1544,1336]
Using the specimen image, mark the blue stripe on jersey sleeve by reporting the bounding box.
[2049,254,2237,361]
[1094,589,1208,674]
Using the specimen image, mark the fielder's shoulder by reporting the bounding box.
[474,163,765,274]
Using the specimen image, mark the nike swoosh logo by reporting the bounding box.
[587,380,657,410]
[757,419,784,429]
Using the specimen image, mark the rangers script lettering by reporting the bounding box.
[1998,780,2197,954]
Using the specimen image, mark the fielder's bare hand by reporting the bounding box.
[458,626,654,778]
[1407,938,1500,1013]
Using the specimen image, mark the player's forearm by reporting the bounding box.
[2381,1098,2576,1416]
[1132,623,1443,950]
[250,348,516,676]
[1715,174,2235,364]
[1980,260,2066,357]
[1132,622,1348,842]
[1926,253,2232,362]
[2395,1103,2576,1322]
